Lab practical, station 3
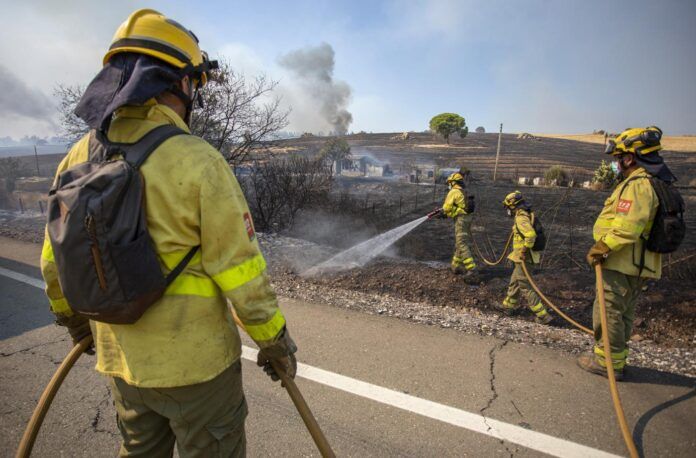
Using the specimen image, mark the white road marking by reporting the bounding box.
[0,266,45,289]
[2,267,621,458]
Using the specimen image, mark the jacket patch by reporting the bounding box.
[617,199,632,214]
[243,212,256,241]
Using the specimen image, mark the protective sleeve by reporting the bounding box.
[602,179,656,251]
[515,212,537,248]
[199,155,286,348]
[40,152,77,317]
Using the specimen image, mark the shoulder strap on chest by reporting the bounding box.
[89,125,188,169]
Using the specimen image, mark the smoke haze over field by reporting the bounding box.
[279,43,353,135]
[0,65,55,126]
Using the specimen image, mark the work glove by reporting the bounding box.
[55,313,94,354]
[586,240,611,266]
[257,327,298,386]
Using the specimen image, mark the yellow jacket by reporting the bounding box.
[508,209,540,264]
[442,185,468,218]
[593,167,661,279]
[40,101,285,387]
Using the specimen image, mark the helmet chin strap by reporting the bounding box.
[168,79,197,125]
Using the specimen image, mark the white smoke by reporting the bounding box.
[278,43,353,135]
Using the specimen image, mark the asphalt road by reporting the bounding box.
[1,237,694,457]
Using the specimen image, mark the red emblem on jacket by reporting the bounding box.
[617,199,632,214]
[243,212,255,240]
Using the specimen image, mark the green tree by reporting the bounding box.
[429,113,467,144]
[320,137,351,164]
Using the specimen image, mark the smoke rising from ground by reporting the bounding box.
[279,43,352,135]
[0,65,55,122]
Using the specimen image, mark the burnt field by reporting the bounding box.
[271,132,696,348]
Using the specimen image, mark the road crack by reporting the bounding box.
[0,336,68,358]
[479,340,519,457]
[90,386,118,438]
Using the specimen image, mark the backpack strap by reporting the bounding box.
[514,210,533,240]
[121,125,188,169]
[89,124,187,168]
[165,246,200,286]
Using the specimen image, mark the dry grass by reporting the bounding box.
[535,133,696,152]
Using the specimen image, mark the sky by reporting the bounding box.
[1,0,695,138]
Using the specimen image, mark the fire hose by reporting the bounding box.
[595,264,639,458]
[231,313,335,458]
[472,233,637,457]
[16,335,94,458]
[17,324,335,458]
[472,231,513,266]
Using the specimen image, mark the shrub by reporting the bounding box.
[544,165,568,184]
[591,160,616,188]
[475,126,485,133]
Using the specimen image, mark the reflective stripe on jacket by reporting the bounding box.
[40,100,285,387]
[442,186,467,218]
[508,209,540,263]
[592,167,661,279]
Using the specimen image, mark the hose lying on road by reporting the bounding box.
[16,335,93,458]
[232,313,336,458]
[520,260,593,335]
[472,231,513,266]
[595,264,639,458]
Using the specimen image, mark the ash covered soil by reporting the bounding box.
[257,233,696,378]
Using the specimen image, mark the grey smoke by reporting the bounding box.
[279,43,352,135]
[0,65,54,121]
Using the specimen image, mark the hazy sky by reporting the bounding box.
[1,0,695,138]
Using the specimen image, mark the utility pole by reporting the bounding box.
[493,123,503,182]
[33,145,40,176]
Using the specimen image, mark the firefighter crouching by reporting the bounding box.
[495,191,553,325]
[442,172,478,279]
[578,126,680,380]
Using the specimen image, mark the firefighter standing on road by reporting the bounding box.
[442,172,478,279]
[578,126,676,380]
[495,191,553,325]
[40,9,295,456]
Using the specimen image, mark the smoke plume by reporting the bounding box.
[0,65,55,121]
[279,43,352,135]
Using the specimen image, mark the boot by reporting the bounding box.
[493,301,516,316]
[461,269,480,284]
[534,313,553,325]
[576,352,624,381]
[451,265,465,275]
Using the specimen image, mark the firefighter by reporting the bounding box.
[495,191,553,325]
[578,126,676,380]
[442,172,477,278]
[40,9,295,456]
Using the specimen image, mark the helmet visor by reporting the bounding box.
[604,139,617,155]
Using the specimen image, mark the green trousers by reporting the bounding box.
[110,360,247,458]
[592,268,644,369]
[503,260,549,318]
[452,214,476,270]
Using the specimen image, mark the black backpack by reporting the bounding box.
[620,176,686,254]
[515,211,546,251]
[47,125,199,324]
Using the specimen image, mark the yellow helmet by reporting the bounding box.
[605,126,662,156]
[104,9,217,86]
[446,172,465,185]
[503,190,524,208]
